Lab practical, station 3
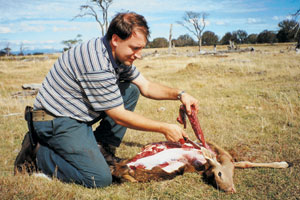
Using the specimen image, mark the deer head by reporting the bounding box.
[203,151,236,193]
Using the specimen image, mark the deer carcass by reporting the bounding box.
[109,105,290,193]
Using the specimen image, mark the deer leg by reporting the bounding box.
[234,161,290,169]
[122,174,138,182]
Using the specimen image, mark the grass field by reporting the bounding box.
[0,43,299,199]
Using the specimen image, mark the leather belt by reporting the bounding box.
[32,110,56,122]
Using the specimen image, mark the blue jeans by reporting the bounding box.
[34,82,140,188]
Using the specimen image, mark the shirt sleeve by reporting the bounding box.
[118,65,140,81]
[78,70,123,111]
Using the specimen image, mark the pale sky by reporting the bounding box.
[0,0,299,52]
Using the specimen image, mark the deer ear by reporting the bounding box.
[206,158,219,168]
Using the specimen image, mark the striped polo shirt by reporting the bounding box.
[33,36,140,122]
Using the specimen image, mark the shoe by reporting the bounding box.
[98,142,123,165]
[14,132,40,174]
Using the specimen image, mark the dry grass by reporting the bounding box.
[0,44,299,199]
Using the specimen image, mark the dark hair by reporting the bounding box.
[106,12,150,41]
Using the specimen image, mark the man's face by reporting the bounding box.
[111,30,147,66]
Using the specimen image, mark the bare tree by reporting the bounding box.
[19,42,28,56]
[292,9,300,48]
[168,24,173,54]
[73,0,113,36]
[177,11,209,51]
[61,34,83,51]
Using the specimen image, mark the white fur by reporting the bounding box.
[127,148,207,173]
[33,172,52,181]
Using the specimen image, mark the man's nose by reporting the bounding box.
[134,50,142,59]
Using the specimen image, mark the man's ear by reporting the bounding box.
[111,34,119,48]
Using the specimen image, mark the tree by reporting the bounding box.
[0,50,5,57]
[220,32,233,45]
[168,24,173,54]
[4,43,11,56]
[174,34,197,47]
[74,0,113,36]
[230,32,239,44]
[292,9,300,48]
[148,37,168,48]
[277,19,299,42]
[177,11,209,51]
[61,34,83,51]
[247,34,257,44]
[235,30,248,44]
[202,31,218,45]
[257,30,277,44]
[19,42,28,56]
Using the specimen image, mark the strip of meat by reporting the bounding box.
[177,105,208,148]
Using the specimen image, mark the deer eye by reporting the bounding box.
[218,172,222,177]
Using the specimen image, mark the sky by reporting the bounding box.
[0,0,299,52]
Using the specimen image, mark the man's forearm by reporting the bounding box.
[132,74,182,100]
[106,105,168,133]
[141,81,182,100]
[105,105,188,142]
[132,73,198,115]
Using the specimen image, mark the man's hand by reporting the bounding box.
[161,123,188,142]
[106,106,188,143]
[180,92,199,115]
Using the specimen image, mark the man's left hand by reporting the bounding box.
[180,92,199,115]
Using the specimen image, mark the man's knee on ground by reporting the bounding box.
[84,171,113,188]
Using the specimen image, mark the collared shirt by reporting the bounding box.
[33,36,140,122]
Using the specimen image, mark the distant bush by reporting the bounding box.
[257,30,278,44]
[174,34,197,47]
[202,31,219,45]
[33,52,44,55]
[148,37,168,48]
[0,50,6,57]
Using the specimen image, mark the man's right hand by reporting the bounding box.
[106,105,188,143]
[161,123,188,142]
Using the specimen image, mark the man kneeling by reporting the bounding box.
[15,12,198,188]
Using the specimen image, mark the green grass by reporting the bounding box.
[0,44,300,199]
